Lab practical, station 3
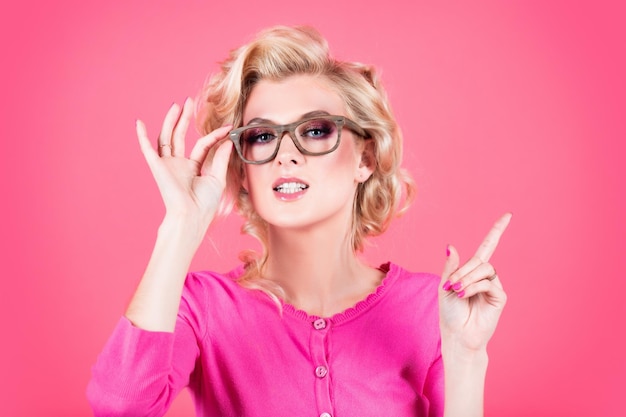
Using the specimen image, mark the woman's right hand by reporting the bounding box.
[136,98,233,235]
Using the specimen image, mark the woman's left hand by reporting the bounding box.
[439,213,512,352]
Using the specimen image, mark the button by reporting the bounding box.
[313,318,326,330]
[315,365,328,378]
[320,413,332,417]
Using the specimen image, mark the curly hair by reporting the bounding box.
[196,26,415,303]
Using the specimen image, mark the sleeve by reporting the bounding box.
[86,315,200,417]
[424,351,445,417]
[420,272,444,417]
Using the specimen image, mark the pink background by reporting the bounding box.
[2,1,624,416]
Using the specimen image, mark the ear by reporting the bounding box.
[241,168,249,193]
[356,140,376,183]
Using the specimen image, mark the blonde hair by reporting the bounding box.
[196,26,415,302]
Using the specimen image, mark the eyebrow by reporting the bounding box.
[245,110,331,126]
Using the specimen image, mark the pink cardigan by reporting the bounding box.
[87,263,443,417]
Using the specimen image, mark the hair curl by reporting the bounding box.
[196,26,415,302]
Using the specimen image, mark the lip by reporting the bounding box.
[272,177,309,201]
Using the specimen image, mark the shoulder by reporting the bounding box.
[181,265,246,304]
[178,267,281,346]
[184,265,245,291]
[361,263,441,360]
[176,265,252,320]
[380,262,440,321]
[384,262,440,294]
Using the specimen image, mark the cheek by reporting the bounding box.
[314,159,361,198]
[328,144,362,178]
[242,166,268,198]
[242,164,264,190]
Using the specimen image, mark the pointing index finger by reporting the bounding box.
[474,213,513,262]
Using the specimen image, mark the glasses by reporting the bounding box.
[229,115,368,164]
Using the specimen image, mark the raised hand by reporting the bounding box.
[439,213,512,352]
[136,98,233,233]
[125,99,234,331]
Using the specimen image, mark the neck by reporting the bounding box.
[264,224,382,317]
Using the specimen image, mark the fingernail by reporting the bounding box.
[442,280,452,291]
[446,245,450,257]
[452,282,463,291]
[457,290,466,298]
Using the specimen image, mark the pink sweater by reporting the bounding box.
[87,263,443,417]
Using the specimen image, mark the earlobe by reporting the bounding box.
[241,171,249,193]
[357,141,376,183]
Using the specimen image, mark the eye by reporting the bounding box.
[298,119,337,140]
[241,127,277,144]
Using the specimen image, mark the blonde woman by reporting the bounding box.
[88,26,511,417]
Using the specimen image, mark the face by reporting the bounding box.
[241,75,373,232]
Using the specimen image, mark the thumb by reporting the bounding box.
[202,140,233,183]
[441,244,460,288]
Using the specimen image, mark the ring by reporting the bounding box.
[159,144,171,149]
[487,270,498,281]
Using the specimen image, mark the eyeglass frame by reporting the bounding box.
[228,115,369,165]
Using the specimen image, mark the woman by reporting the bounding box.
[87,25,511,417]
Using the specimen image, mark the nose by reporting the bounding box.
[275,131,304,165]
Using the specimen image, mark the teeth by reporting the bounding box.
[274,182,308,194]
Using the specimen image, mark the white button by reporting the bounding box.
[315,365,328,378]
[320,413,332,417]
[313,318,326,330]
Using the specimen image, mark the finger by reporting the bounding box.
[448,262,496,293]
[203,140,233,183]
[474,212,513,262]
[136,119,159,166]
[488,272,504,290]
[158,103,181,156]
[171,97,193,157]
[189,125,233,164]
[441,244,460,291]
[447,255,482,287]
[457,276,507,308]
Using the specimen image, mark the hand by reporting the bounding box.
[136,98,233,232]
[439,213,512,352]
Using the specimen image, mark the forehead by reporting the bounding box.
[243,75,346,125]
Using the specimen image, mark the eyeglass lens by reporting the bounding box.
[239,118,339,162]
